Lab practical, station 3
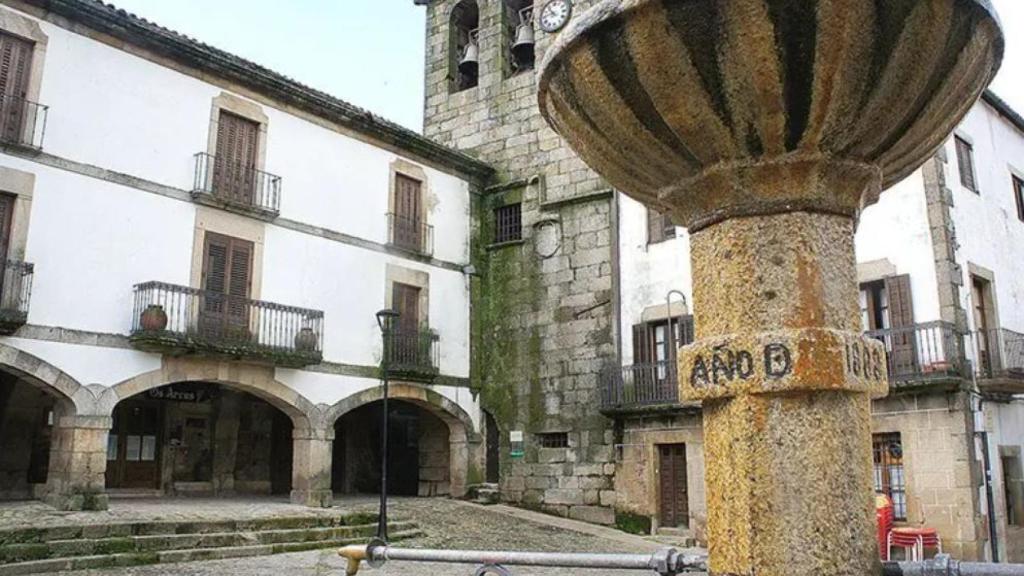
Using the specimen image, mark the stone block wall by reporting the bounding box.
[423,0,618,522]
[872,391,987,559]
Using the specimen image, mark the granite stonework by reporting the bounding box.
[538,2,1002,576]
[421,0,621,524]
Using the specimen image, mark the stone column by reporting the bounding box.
[679,211,886,576]
[45,414,111,511]
[291,427,333,508]
[211,391,240,494]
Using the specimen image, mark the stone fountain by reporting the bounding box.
[538,2,1003,576]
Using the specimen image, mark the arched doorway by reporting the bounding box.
[106,382,293,496]
[0,371,62,500]
[484,411,500,484]
[332,399,450,496]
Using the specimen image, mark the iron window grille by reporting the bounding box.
[536,432,568,448]
[494,203,522,244]
[873,433,907,521]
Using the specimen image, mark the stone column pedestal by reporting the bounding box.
[290,427,333,508]
[45,415,111,511]
[679,213,888,576]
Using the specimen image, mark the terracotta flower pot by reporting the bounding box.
[140,304,168,331]
[294,327,318,352]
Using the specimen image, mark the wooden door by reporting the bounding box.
[213,111,259,205]
[485,412,500,483]
[658,443,689,528]
[0,32,32,144]
[200,233,253,343]
[106,401,162,489]
[392,283,420,365]
[885,275,918,376]
[393,175,423,252]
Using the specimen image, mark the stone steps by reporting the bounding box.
[466,483,500,505]
[0,513,422,576]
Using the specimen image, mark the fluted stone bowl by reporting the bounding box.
[538,0,1003,230]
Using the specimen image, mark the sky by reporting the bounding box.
[106,0,1024,134]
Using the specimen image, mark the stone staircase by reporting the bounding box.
[0,512,421,575]
[466,483,500,505]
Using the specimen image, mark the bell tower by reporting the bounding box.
[418,0,621,525]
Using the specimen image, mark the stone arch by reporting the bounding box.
[0,342,85,415]
[449,0,480,92]
[327,383,479,497]
[101,358,316,430]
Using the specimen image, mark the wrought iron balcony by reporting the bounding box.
[0,95,47,150]
[600,361,699,413]
[973,328,1024,393]
[0,260,33,334]
[129,281,323,367]
[865,321,968,387]
[383,328,440,382]
[191,152,281,218]
[387,213,434,257]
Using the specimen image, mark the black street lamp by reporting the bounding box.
[375,308,400,542]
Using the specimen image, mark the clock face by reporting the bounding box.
[539,0,573,33]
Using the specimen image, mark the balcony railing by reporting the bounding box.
[0,95,47,150]
[865,321,967,385]
[0,260,33,334]
[191,152,281,217]
[600,361,694,411]
[129,281,323,367]
[387,213,434,256]
[973,328,1024,385]
[383,328,440,381]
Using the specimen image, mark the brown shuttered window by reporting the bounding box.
[494,203,522,244]
[213,111,259,204]
[200,232,254,339]
[1014,175,1024,223]
[392,282,420,333]
[955,136,978,192]
[0,31,34,144]
[0,193,15,262]
[884,274,917,375]
[393,174,424,251]
[647,208,676,244]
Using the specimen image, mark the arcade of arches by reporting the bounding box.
[0,352,483,511]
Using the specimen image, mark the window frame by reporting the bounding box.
[0,11,49,149]
[873,432,907,521]
[1013,174,1024,223]
[647,208,676,245]
[536,432,568,449]
[955,135,979,193]
[493,203,523,244]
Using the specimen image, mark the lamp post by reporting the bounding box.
[375,308,400,542]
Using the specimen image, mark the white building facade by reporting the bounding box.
[0,0,491,510]
[609,94,1024,561]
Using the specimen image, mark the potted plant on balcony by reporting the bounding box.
[295,326,318,352]
[140,304,168,331]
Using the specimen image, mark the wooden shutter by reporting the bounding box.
[884,274,917,375]
[0,193,15,263]
[393,174,423,251]
[1014,176,1024,222]
[955,137,977,191]
[633,323,653,364]
[214,111,259,204]
[201,233,253,339]
[647,208,664,244]
[0,31,33,143]
[393,283,420,333]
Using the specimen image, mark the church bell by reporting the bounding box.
[459,31,480,76]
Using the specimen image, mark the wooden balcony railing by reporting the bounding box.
[191,152,281,217]
[0,95,47,150]
[383,328,440,382]
[387,213,434,256]
[0,260,33,334]
[129,281,323,367]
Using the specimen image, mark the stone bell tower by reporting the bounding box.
[418,0,623,524]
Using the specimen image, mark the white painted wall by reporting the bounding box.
[0,4,477,428]
[617,194,691,365]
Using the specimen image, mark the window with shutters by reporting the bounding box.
[955,136,978,193]
[199,232,254,343]
[213,111,259,205]
[647,208,676,244]
[0,30,34,146]
[859,280,889,331]
[1013,175,1024,223]
[494,203,522,244]
[632,315,694,366]
[390,174,431,255]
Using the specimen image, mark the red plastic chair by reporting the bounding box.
[876,494,894,560]
[888,527,942,561]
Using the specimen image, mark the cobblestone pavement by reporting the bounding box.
[43,497,700,576]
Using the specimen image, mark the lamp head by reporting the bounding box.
[376,309,400,331]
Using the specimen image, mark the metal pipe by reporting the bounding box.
[882,556,1024,576]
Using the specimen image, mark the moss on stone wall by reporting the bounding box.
[614,511,652,535]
